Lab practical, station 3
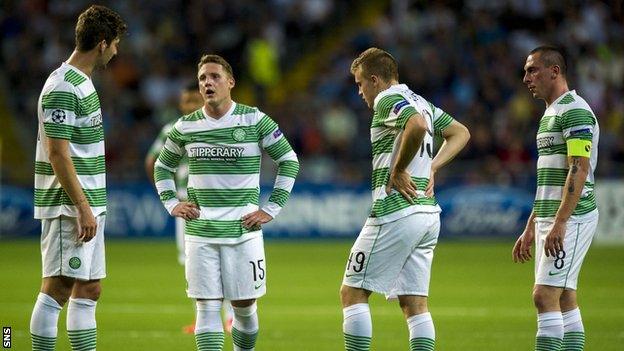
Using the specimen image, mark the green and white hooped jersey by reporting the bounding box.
[367,84,454,225]
[534,90,599,222]
[154,102,299,243]
[149,121,189,199]
[34,62,105,219]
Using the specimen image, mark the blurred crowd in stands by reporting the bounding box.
[1,0,623,188]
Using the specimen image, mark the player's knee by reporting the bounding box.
[89,285,102,301]
[401,298,428,311]
[46,289,71,306]
[559,291,577,311]
[41,277,74,306]
[74,281,102,301]
[85,284,102,301]
[399,296,428,316]
[532,286,558,311]
[231,299,255,308]
[340,285,368,307]
[339,285,351,305]
[532,288,546,308]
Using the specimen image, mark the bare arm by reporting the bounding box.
[153,133,199,221]
[524,210,536,233]
[512,209,535,263]
[144,154,156,186]
[555,156,590,222]
[431,120,470,173]
[425,119,470,196]
[146,125,170,187]
[544,156,590,257]
[46,137,96,241]
[243,116,299,229]
[387,114,428,203]
[154,156,199,221]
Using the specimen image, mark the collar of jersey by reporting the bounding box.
[373,83,408,111]
[201,101,236,122]
[549,89,576,107]
[62,62,90,80]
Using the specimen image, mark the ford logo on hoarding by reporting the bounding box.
[436,185,534,238]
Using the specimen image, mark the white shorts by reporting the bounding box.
[40,215,106,281]
[342,212,440,297]
[185,235,266,300]
[176,217,185,266]
[535,215,598,290]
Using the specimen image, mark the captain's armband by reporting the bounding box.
[566,139,592,158]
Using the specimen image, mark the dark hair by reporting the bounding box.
[530,45,567,76]
[197,54,234,79]
[350,47,399,82]
[75,5,127,51]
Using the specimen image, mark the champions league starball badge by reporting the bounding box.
[51,109,67,124]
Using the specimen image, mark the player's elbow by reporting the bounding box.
[447,123,470,147]
[153,162,172,178]
[577,162,590,178]
[47,148,62,161]
[279,156,300,178]
[290,153,300,164]
[294,162,301,178]
[46,138,71,164]
[291,158,301,175]
[406,115,428,134]
[144,156,155,173]
[459,123,471,144]
[47,146,68,165]
[570,156,591,176]
[278,151,300,165]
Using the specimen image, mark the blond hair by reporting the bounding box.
[350,47,398,82]
[197,54,234,78]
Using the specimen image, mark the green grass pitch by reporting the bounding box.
[1,239,622,350]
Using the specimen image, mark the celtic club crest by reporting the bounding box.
[69,257,81,269]
[232,128,246,142]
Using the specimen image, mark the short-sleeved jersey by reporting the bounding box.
[367,84,455,225]
[148,121,189,199]
[534,90,599,222]
[34,62,105,219]
[154,102,299,243]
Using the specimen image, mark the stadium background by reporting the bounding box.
[0,0,623,350]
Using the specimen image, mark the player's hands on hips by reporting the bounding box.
[387,169,418,204]
[544,220,566,257]
[77,204,97,243]
[172,202,200,220]
[512,229,534,263]
[424,169,436,197]
[242,210,272,230]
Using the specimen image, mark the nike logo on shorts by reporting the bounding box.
[548,271,560,276]
[254,283,265,290]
